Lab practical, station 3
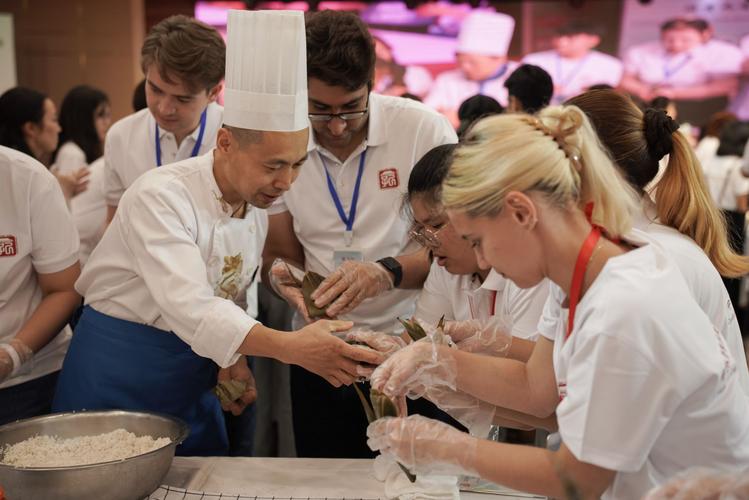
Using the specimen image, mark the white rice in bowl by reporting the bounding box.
[0,428,171,467]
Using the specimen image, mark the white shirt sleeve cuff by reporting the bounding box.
[192,301,259,368]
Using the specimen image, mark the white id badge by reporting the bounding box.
[333,248,364,268]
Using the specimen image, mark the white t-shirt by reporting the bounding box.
[633,199,749,397]
[623,40,741,87]
[701,155,749,211]
[268,94,457,331]
[543,232,749,499]
[730,34,749,120]
[77,152,263,368]
[424,61,519,111]
[52,142,107,266]
[0,146,80,389]
[103,102,223,207]
[415,263,548,340]
[54,141,87,175]
[693,136,720,169]
[522,50,623,103]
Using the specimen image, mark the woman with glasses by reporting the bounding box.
[407,144,547,352]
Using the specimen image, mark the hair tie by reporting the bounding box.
[643,108,679,161]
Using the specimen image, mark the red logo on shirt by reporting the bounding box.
[379,168,399,190]
[0,235,17,257]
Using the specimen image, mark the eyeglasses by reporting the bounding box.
[408,222,450,248]
[308,95,370,123]
[308,109,368,123]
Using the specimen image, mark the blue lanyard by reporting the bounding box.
[320,149,367,246]
[663,53,693,82]
[556,54,590,91]
[478,63,509,95]
[155,109,207,167]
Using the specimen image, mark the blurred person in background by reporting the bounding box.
[523,21,622,104]
[504,64,554,114]
[694,111,737,167]
[373,35,433,100]
[53,85,112,266]
[456,94,503,139]
[425,11,516,128]
[0,86,88,202]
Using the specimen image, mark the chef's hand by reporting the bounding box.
[285,320,385,388]
[370,340,457,400]
[312,261,393,318]
[367,415,478,477]
[268,258,312,323]
[446,318,512,357]
[0,339,33,383]
[217,357,257,416]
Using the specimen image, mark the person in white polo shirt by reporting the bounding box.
[620,18,741,103]
[104,14,225,223]
[522,21,622,104]
[0,146,81,426]
[52,10,381,457]
[262,10,457,458]
[425,11,517,128]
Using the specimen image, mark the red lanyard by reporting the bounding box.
[566,202,610,341]
[489,290,497,316]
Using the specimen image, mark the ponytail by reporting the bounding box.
[655,132,749,277]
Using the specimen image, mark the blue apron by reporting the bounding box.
[53,306,228,456]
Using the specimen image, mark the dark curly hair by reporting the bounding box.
[306,10,375,91]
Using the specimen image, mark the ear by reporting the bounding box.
[215,127,234,154]
[504,191,538,230]
[207,82,223,103]
[22,121,38,140]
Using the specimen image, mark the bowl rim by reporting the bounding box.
[0,409,189,472]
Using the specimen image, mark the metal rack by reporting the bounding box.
[147,485,383,500]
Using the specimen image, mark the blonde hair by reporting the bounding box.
[568,89,749,278]
[442,105,640,239]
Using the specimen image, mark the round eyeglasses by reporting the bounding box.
[408,222,449,248]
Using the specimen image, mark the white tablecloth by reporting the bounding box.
[149,457,544,499]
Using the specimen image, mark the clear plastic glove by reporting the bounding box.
[268,258,312,323]
[370,340,457,400]
[0,339,33,383]
[424,386,495,438]
[449,317,513,357]
[216,357,257,416]
[312,261,393,317]
[643,467,749,500]
[282,320,385,388]
[346,329,406,379]
[367,414,479,477]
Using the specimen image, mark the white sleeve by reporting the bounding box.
[414,264,456,324]
[536,282,564,341]
[29,170,80,274]
[104,129,126,207]
[54,143,87,175]
[503,281,549,340]
[119,186,258,367]
[413,109,458,160]
[558,333,678,472]
[706,44,742,78]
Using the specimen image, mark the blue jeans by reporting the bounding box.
[0,371,59,426]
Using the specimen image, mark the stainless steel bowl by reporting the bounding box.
[0,410,189,500]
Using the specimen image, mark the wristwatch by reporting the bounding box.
[376,257,403,288]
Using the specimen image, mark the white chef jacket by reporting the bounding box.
[701,155,749,211]
[268,93,457,331]
[424,61,519,111]
[730,34,749,120]
[414,262,547,340]
[77,152,263,368]
[52,142,107,266]
[522,50,623,103]
[623,40,741,87]
[103,102,223,207]
[0,146,80,389]
[540,230,749,499]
